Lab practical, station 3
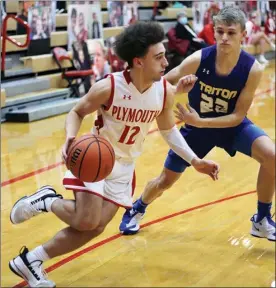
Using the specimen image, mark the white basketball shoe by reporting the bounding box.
[10,186,63,224]
[250,214,276,241]
[9,246,55,287]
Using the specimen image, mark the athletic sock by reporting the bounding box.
[256,201,272,222]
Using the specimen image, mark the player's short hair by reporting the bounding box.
[213,6,246,31]
[114,21,165,68]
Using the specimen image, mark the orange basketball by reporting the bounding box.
[66,134,115,183]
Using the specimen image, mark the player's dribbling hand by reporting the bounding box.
[176,74,198,94]
[61,136,76,163]
[174,103,201,127]
[191,158,220,181]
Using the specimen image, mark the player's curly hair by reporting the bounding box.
[114,21,165,68]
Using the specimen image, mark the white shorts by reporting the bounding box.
[63,160,136,208]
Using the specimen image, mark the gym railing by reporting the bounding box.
[1,14,31,73]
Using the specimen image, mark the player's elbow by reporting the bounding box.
[231,113,245,127]
[71,108,85,120]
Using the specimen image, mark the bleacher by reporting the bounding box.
[1,1,274,123]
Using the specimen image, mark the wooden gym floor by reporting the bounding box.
[1,61,275,287]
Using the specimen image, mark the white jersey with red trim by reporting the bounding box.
[93,69,167,162]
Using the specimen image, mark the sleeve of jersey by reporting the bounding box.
[159,125,198,165]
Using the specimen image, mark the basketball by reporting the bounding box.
[66,134,115,182]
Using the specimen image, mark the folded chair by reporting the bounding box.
[52,47,94,98]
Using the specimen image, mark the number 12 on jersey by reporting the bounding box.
[119,125,141,145]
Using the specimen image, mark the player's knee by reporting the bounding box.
[267,150,275,170]
[262,149,275,172]
[93,224,106,236]
[74,217,100,232]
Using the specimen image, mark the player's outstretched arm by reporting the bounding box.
[62,77,112,161]
[156,81,219,180]
[164,50,201,85]
[175,61,263,128]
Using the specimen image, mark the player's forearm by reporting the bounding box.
[199,113,243,128]
[160,125,198,164]
[65,110,83,138]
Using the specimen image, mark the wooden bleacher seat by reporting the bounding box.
[20,52,73,73]
[162,7,192,19]
[7,18,17,31]
[103,26,124,39]
[55,14,68,28]
[1,89,6,108]
[139,1,155,7]
[6,1,19,13]
[1,32,68,53]
[37,73,68,89]
[3,26,124,53]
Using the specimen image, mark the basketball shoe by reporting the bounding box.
[9,246,55,287]
[119,201,145,235]
[250,213,276,241]
[10,185,63,224]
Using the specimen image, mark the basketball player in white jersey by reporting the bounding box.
[8,22,219,287]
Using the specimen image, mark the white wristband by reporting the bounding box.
[160,125,197,164]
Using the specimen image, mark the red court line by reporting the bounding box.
[0,121,181,188]
[2,87,274,188]
[1,162,64,187]
[13,189,256,288]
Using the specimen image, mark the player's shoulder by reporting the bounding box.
[185,49,202,64]
[87,75,113,100]
[241,59,264,87]
[249,59,264,78]
[178,49,202,75]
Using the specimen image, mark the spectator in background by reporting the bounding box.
[32,16,47,39]
[197,11,218,46]
[203,3,220,25]
[109,2,123,27]
[245,11,275,64]
[1,1,6,23]
[198,21,215,46]
[128,7,137,25]
[106,36,125,72]
[91,12,101,39]
[77,12,88,42]
[175,11,207,51]
[193,9,203,34]
[90,40,111,85]
[30,8,39,38]
[42,9,50,37]
[16,8,28,35]
[264,10,275,41]
[68,8,77,49]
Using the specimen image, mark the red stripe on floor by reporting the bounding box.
[2,87,274,188]
[13,190,256,287]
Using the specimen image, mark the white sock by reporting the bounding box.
[44,197,60,212]
[27,245,50,263]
